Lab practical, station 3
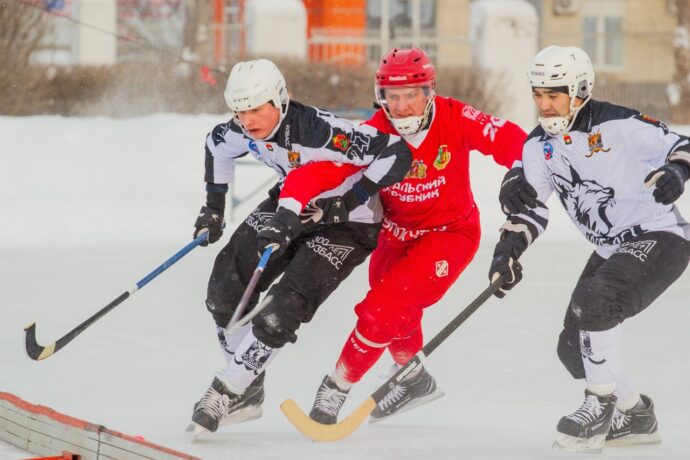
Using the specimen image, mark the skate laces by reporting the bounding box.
[377,384,407,411]
[610,409,631,430]
[567,394,605,425]
[198,386,232,419]
[314,382,348,417]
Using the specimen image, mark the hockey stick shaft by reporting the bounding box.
[227,246,274,327]
[24,232,209,361]
[280,277,504,442]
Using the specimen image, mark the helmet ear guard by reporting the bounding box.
[528,46,595,136]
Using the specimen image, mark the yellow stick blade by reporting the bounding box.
[280,397,376,442]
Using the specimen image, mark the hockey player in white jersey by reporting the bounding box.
[491,46,690,452]
[188,59,411,435]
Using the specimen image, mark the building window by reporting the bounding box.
[582,15,623,68]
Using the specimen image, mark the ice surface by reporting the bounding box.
[1,115,689,459]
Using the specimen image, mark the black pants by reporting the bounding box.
[557,231,690,378]
[206,195,380,348]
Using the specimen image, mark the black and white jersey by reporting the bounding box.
[512,100,690,258]
[204,100,410,224]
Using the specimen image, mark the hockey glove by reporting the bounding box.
[489,232,526,298]
[300,189,361,225]
[194,192,225,246]
[644,161,690,205]
[257,207,303,255]
[499,166,538,215]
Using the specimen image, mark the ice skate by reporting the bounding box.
[369,365,444,423]
[309,375,350,425]
[606,394,661,446]
[187,373,265,438]
[552,391,617,453]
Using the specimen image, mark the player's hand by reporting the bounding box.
[257,208,302,255]
[488,254,522,298]
[194,205,224,246]
[644,162,690,205]
[499,166,538,215]
[301,196,350,225]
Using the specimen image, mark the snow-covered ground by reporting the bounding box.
[1,115,689,460]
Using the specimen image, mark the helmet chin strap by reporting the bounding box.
[385,95,435,137]
[538,95,590,137]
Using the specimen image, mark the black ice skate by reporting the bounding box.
[606,394,661,446]
[309,375,350,425]
[553,390,617,452]
[369,365,444,423]
[187,373,265,437]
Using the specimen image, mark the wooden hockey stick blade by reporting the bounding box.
[280,397,376,442]
[24,322,56,361]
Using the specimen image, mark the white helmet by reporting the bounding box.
[528,46,595,136]
[224,59,290,139]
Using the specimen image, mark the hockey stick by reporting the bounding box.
[280,277,504,442]
[24,232,210,361]
[222,247,275,336]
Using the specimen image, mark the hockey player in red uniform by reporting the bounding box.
[291,47,534,424]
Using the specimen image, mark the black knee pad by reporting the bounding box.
[206,299,232,328]
[570,274,625,331]
[252,311,298,348]
[251,289,307,348]
[557,326,585,379]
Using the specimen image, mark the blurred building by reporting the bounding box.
[38,0,680,117]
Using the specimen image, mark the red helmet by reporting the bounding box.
[375,47,436,88]
[375,47,436,136]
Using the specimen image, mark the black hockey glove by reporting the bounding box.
[194,191,225,246]
[257,208,303,255]
[499,166,538,215]
[488,232,527,298]
[644,161,690,205]
[300,189,361,225]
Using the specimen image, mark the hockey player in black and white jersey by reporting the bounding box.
[490,46,690,452]
[188,59,411,435]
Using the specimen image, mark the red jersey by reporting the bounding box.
[278,96,526,241]
[366,96,526,241]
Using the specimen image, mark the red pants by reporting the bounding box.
[335,210,481,383]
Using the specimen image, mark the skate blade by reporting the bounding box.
[186,423,211,442]
[369,390,445,424]
[605,431,662,447]
[185,406,263,438]
[552,432,606,453]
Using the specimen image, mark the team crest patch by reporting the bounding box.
[287,150,301,168]
[435,260,449,277]
[332,133,350,151]
[587,131,611,157]
[563,134,572,145]
[248,140,261,156]
[434,145,451,170]
[266,143,273,151]
[405,160,427,179]
[543,142,554,160]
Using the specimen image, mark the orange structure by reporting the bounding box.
[303,0,367,65]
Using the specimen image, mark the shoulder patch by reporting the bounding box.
[634,113,669,134]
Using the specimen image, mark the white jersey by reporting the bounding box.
[515,100,690,258]
[204,100,411,224]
